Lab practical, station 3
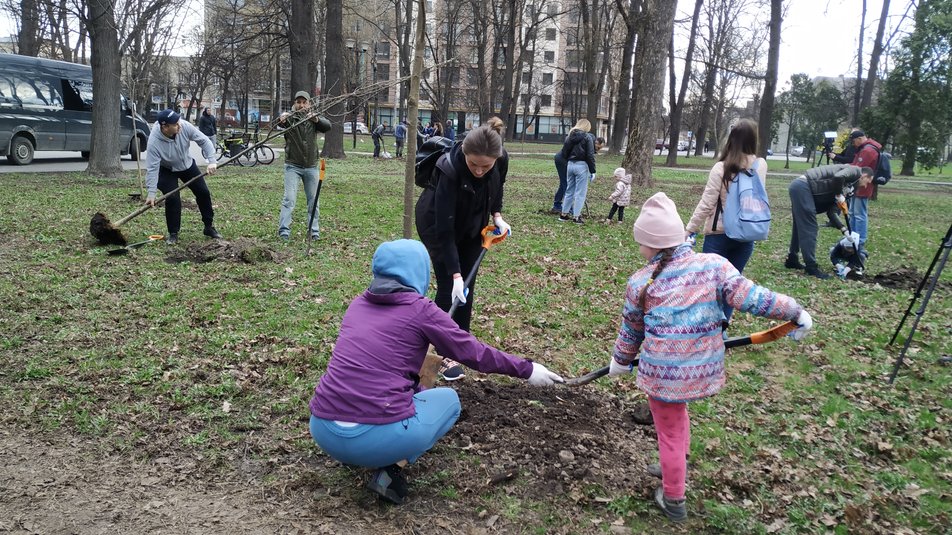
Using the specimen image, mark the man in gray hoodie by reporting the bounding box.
[145,109,220,245]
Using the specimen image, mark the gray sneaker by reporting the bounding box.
[654,486,687,522]
[647,461,692,479]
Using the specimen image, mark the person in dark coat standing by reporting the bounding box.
[198,108,218,150]
[558,119,597,224]
[415,118,510,380]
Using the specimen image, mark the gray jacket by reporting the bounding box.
[145,120,216,197]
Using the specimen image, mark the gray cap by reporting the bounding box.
[294,91,311,100]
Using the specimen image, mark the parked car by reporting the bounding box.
[343,121,368,134]
[766,148,774,156]
[0,53,150,165]
[791,145,806,157]
[655,139,668,151]
[677,140,689,151]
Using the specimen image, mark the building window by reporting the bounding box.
[546,28,556,41]
[544,51,554,64]
[547,4,558,17]
[522,72,531,84]
[541,95,552,107]
[542,72,553,85]
[376,42,390,59]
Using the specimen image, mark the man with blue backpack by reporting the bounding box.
[785,164,874,279]
[849,130,888,248]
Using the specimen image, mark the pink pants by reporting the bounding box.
[649,397,690,499]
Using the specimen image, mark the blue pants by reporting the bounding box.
[309,387,461,468]
[563,160,591,218]
[849,196,869,246]
[702,233,754,324]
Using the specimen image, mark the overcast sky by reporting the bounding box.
[1,0,913,90]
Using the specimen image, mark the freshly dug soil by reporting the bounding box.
[859,266,949,292]
[165,238,282,264]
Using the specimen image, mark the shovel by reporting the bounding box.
[107,234,164,255]
[447,224,510,316]
[564,320,799,386]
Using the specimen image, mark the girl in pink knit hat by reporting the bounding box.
[607,192,813,522]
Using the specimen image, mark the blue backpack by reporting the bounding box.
[714,160,771,242]
[863,143,893,185]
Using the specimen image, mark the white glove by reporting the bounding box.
[590,174,596,183]
[843,231,860,248]
[835,194,846,204]
[608,357,634,377]
[206,163,218,175]
[789,310,813,342]
[527,362,564,386]
[451,275,467,305]
[686,232,697,246]
[493,215,511,236]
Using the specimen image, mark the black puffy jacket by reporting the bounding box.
[804,164,862,213]
[415,143,508,276]
[561,130,596,174]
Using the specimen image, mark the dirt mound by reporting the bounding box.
[854,266,949,291]
[165,238,281,264]
[425,379,659,502]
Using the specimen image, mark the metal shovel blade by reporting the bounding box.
[107,234,164,255]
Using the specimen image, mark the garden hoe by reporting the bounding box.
[90,113,331,246]
[419,225,510,388]
[107,234,164,255]
[564,321,799,386]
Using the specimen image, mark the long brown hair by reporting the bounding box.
[462,123,504,158]
[638,247,677,310]
[719,119,758,190]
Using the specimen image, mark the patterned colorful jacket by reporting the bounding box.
[612,244,802,402]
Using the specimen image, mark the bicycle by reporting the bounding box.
[215,130,257,167]
[246,122,276,165]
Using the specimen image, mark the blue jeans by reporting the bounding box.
[702,233,755,324]
[552,152,568,211]
[279,164,319,238]
[309,388,461,468]
[849,196,869,246]
[563,160,591,218]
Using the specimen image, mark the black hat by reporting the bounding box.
[157,109,180,125]
[848,130,866,140]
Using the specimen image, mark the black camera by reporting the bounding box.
[822,131,837,154]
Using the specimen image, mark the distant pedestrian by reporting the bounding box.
[558,119,597,224]
[372,123,386,158]
[394,120,408,158]
[198,108,217,149]
[445,120,456,141]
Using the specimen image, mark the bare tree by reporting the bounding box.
[664,0,702,165]
[853,0,867,125]
[756,0,782,157]
[860,0,891,110]
[17,0,42,55]
[621,0,677,187]
[85,0,123,177]
[609,0,641,154]
[403,0,426,237]
[322,0,346,158]
[290,0,317,94]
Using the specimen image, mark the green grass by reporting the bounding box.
[0,151,949,533]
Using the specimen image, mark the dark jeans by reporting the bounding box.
[395,138,405,158]
[552,152,568,211]
[607,203,625,221]
[157,160,214,234]
[373,136,381,157]
[428,233,483,333]
[702,233,755,325]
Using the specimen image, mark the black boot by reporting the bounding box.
[367,464,408,505]
[203,226,222,239]
[805,265,831,280]
[166,233,178,245]
[784,254,805,269]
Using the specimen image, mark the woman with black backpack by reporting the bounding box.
[415,118,510,380]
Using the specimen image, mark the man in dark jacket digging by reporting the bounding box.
[785,164,873,279]
[145,109,220,245]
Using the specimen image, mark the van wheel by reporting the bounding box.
[129,136,144,161]
[8,136,34,165]
[80,151,90,161]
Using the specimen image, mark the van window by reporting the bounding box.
[0,73,64,110]
[64,79,94,112]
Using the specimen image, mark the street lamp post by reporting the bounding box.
[372,42,378,132]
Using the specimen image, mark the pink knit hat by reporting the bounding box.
[632,192,685,249]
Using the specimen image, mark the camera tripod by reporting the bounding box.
[812,139,835,167]
[888,222,952,383]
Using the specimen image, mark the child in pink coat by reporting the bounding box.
[605,167,632,223]
[608,192,813,522]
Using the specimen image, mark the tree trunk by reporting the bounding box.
[290,0,317,95]
[86,0,124,177]
[757,0,782,158]
[621,0,677,188]
[860,0,890,110]
[853,0,867,125]
[665,0,702,166]
[321,0,345,158]
[609,0,639,155]
[17,0,41,56]
[403,0,427,237]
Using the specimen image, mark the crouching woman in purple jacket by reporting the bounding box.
[308,239,564,505]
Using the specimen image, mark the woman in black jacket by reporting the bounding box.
[415,118,511,379]
[558,119,596,224]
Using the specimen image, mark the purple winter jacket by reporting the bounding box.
[309,290,533,424]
